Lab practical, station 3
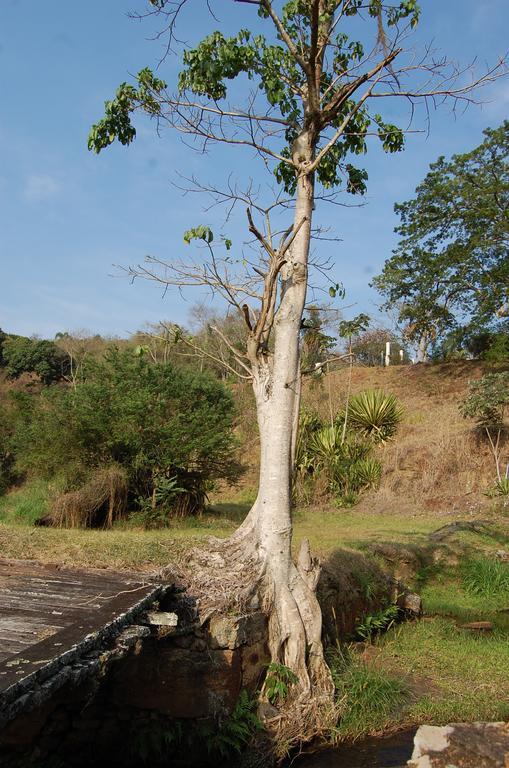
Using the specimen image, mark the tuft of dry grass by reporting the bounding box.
[49,467,128,528]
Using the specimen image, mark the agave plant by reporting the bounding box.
[308,423,343,467]
[344,389,403,443]
[294,410,387,506]
[350,457,382,490]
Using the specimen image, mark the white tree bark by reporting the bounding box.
[231,151,333,702]
[416,334,429,363]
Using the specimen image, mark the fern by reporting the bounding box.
[355,604,400,641]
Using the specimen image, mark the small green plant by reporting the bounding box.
[350,456,382,490]
[462,557,509,598]
[355,604,400,641]
[343,389,404,443]
[264,662,299,705]
[131,691,261,764]
[200,690,262,758]
[486,473,509,498]
[353,570,378,600]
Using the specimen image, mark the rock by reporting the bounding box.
[397,590,422,617]
[208,612,267,650]
[257,702,279,721]
[496,549,509,562]
[459,621,493,632]
[407,722,509,767]
[144,611,178,627]
[241,640,270,689]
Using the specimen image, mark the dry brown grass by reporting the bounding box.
[48,467,128,528]
[229,361,503,518]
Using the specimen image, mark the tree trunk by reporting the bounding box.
[235,163,333,707]
[184,150,334,747]
[416,333,429,363]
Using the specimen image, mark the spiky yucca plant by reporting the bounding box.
[344,390,403,443]
[351,457,382,490]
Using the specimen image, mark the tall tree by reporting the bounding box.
[373,121,509,360]
[89,0,506,728]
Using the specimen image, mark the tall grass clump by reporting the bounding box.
[462,557,509,597]
[326,647,409,741]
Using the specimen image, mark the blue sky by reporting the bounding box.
[1,0,508,339]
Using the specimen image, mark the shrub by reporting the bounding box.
[483,332,509,362]
[0,403,17,494]
[460,373,509,428]
[11,349,242,524]
[459,372,509,486]
[343,389,403,443]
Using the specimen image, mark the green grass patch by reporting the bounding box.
[461,556,509,598]
[377,617,509,725]
[328,647,409,741]
[420,579,509,632]
[0,480,50,525]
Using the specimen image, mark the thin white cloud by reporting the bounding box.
[24,174,61,202]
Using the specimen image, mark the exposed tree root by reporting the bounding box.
[162,510,335,758]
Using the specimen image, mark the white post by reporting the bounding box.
[385,341,391,367]
[399,349,404,363]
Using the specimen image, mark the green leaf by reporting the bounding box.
[183,225,214,245]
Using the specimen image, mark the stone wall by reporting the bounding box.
[0,598,270,767]
[0,548,415,767]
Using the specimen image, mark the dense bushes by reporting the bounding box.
[10,350,242,525]
[0,405,16,494]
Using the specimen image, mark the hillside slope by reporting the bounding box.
[231,361,508,518]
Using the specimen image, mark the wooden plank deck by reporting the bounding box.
[0,559,160,698]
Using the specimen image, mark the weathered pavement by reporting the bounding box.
[0,558,170,728]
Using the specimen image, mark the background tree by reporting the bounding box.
[2,336,69,384]
[301,307,337,372]
[0,328,6,367]
[88,0,506,725]
[349,326,406,365]
[373,121,509,361]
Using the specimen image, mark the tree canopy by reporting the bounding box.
[2,336,69,384]
[372,121,509,358]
